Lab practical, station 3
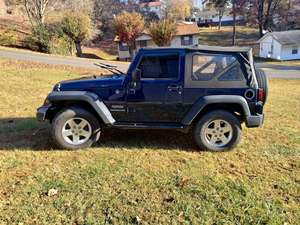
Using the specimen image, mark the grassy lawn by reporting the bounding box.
[0,59,299,224]
[199,26,260,47]
[82,47,118,61]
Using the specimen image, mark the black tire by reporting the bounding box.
[194,110,242,152]
[51,107,101,150]
[256,69,269,105]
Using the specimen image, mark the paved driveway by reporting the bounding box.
[0,48,299,79]
[0,48,130,72]
[255,63,300,79]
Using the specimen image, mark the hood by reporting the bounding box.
[54,74,125,91]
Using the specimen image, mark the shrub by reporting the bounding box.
[0,29,18,46]
[61,13,92,57]
[148,19,177,46]
[25,25,52,53]
[49,36,75,56]
[113,12,145,59]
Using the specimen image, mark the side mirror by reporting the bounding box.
[132,69,141,82]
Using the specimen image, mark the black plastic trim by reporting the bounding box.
[46,91,116,124]
[182,95,251,125]
[112,122,189,133]
[36,105,51,122]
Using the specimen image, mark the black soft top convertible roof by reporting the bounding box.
[139,45,257,88]
[190,45,251,53]
[142,45,252,53]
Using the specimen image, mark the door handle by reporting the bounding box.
[128,88,136,94]
[168,85,182,92]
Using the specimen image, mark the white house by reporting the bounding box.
[139,0,163,18]
[258,30,300,60]
[115,22,200,60]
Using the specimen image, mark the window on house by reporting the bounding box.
[119,42,129,51]
[181,36,193,46]
[139,40,147,48]
[192,54,239,81]
[138,54,179,79]
[292,47,298,54]
[271,44,274,53]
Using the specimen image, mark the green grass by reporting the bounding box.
[0,59,299,224]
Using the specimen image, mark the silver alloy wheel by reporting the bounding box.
[62,117,92,145]
[203,119,233,148]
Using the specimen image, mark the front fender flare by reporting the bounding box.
[47,91,115,124]
[181,95,251,125]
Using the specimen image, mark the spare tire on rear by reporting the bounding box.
[255,69,269,105]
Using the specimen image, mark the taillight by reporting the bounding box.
[258,88,265,102]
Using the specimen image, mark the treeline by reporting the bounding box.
[1,0,299,56]
[207,0,300,37]
[2,0,195,56]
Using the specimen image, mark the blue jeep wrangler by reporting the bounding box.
[37,45,268,151]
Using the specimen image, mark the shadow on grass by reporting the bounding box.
[80,53,101,60]
[0,118,197,151]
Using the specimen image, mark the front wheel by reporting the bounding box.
[51,107,101,150]
[194,110,242,151]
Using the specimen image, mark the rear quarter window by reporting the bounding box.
[185,53,248,88]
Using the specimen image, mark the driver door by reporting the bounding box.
[125,53,184,123]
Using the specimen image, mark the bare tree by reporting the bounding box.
[208,0,229,30]
[249,0,286,37]
[94,0,140,33]
[60,0,94,15]
[23,0,57,26]
[232,0,237,45]
[231,0,246,45]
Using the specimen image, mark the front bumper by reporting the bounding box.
[36,105,51,122]
[246,114,264,128]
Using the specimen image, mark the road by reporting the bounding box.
[0,48,299,79]
[0,48,130,72]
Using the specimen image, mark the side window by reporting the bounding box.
[139,40,147,48]
[218,65,244,81]
[138,54,179,79]
[292,47,298,54]
[192,54,237,81]
[181,36,193,46]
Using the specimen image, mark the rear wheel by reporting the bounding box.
[194,110,242,151]
[51,107,101,150]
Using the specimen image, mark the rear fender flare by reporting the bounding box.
[47,91,115,124]
[181,95,251,125]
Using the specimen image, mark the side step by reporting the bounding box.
[112,122,188,131]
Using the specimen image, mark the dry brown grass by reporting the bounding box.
[199,26,260,55]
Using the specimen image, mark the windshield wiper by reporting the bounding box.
[94,62,125,76]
